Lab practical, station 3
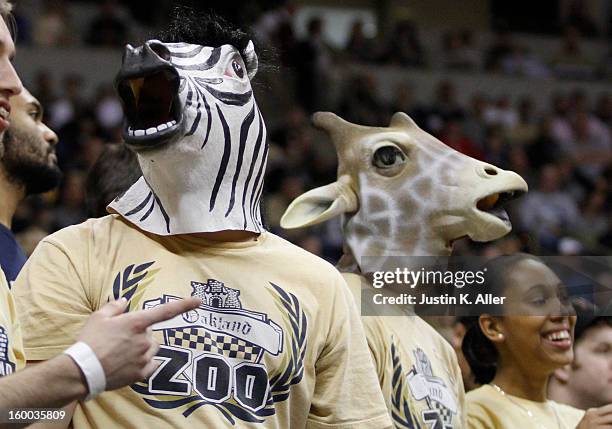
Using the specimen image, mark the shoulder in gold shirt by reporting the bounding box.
[467,384,584,429]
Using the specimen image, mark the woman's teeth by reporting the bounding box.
[545,330,570,341]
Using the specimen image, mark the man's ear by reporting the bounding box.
[479,314,505,344]
[244,40,258,79]
[280,177,358,229]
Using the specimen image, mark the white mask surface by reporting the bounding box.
[110,40,267,235]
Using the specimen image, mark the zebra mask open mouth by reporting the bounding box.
[116,41,183,149]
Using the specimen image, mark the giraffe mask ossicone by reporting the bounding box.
[110,39,267,235]
[281,112,528,269]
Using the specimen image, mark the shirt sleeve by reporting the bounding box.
[13,235,92,361]
[467,400,497,429]
[0,268,25,372]
[306,274,392,429]
[449,345,467,428]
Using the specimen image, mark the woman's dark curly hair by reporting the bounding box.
[461,253,542,384]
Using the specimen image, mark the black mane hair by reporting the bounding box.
[156,5,257,73]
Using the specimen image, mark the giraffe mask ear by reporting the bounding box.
[280,177,358,229]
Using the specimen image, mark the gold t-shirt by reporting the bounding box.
[0,268,25,376]
[14,215,391,429]
[344,273,466,428]
[467,384,584,429]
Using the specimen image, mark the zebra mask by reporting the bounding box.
[110,39,267,235]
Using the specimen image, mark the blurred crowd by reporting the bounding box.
[10,0,612,265]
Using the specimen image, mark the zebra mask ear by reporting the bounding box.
[244,40,258,79]
[280,177,358,229]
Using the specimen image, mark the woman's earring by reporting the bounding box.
[497,333,504,339]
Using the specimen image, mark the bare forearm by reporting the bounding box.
[0,356,84,428]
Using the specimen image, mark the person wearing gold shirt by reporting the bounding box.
[463,254,612,429]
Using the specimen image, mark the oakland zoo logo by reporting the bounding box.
[129,278,308,425]
[391,344,457,429]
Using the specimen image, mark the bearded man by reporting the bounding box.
[0,83,53,284]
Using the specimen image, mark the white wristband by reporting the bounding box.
[64,341,106,401]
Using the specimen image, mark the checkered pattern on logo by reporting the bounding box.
[0,328,8,358]
[166,328,261,361]
[433,402,453,426]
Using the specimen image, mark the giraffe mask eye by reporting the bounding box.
[372,145,407,175]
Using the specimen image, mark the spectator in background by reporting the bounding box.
[563,111,612,184]
[32,70,54,111]
[293,16,333,112]
[253,1,296,66]
[548,299,612,409]
[412,80,465,134]
[94,85,123,131]
[338,73,387,126]
[463,93,488,150]
[484,95,518,130]
[507,97,539,146]
[573,190,609,251]
[560,0,600,38]
[442,29,480,70]
[389,80,415,117]
[519,164,580,251]
[85,0,129,47]
[380,19,424,67]
[484,30,515,72]
[253,0,295,47]
[482,125,509,167]
[527,116,565,169]
[51,169,87,230]
[48,73,84,131]
[550,92,575,147]
[500,44,551,78]
[440,120,484,159]
[85,143,141,218]
[32,0,74,47]
[345,20,376,63]
[551,26,596,80]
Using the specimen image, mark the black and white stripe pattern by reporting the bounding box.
[112,41,268,235]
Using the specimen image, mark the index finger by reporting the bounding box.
[595,403,612,416]
[133,297,202,327]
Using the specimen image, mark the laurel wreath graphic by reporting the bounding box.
[391,340,423,429]
[111,261,158,311]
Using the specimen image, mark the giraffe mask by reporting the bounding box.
[281,112,528,269]
[110,38,267,235]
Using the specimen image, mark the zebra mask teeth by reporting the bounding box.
[116,41,182,148]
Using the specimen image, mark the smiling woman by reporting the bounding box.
[462,254,591,429]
